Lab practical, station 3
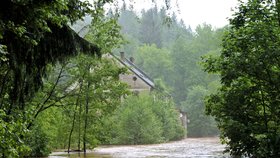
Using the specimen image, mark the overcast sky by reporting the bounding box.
[176,0,239,29]
[127,0,239,30]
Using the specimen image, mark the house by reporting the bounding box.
[110,52,155,94]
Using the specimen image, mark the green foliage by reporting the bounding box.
[170,24,223,104]
[0,0,103,156]
[0,0,100,109]
[37,107,69,149]
[139,7,163,47]
[151,94,186,140]
[102,94,185,145]
[26,124,51,157]
[117,34,141,57]
[115,95,164,144]
[0,110,30,157]
[135,44,173,84]
[118,9,140,38]
[203,0,280,157]
[116,6,223,139]
[181,86,219,137]
[1,1,183,156]
[86,13,125,54]
[114,9,141,57]
[29,54,129,152]
[170,37,197,103]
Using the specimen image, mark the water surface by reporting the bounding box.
[50,137,228,158]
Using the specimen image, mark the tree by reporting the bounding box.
[0,1,102,156]
[117,9,141,57]
[135,44,174,85]
[180,86,219,137]
[0,0,100,110]
[169,25,223,104]
[115,95,164,145]
[118,9,140,38]
[30,54,129,152]
[161,12,193,48]
[71,54,129,151]
[26,9,129,152]
[139,7,163,47]
[203,0,280,157]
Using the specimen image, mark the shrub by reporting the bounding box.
[102,94,185,145]
[115,95,164,144]
[26,124,51,157]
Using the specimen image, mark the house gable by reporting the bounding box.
[110,52,155,93]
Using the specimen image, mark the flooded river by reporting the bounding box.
[50,137,229,158]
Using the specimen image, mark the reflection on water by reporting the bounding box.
[50,137,228,158]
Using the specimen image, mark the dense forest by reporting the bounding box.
[114,7,221,137]
[1,0,280,158]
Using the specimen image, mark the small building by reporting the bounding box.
[111,52,155,94]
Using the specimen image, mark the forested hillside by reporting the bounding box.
[115,7,223,137]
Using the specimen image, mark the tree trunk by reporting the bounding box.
[78,96,82,151]
[83,81,90,153]
[67,80,83,153]
[67,102,78,153]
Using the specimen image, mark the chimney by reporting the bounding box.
[129,57,135,64]
[120,52,125,61]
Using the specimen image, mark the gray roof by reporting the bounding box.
[111,53,155,88]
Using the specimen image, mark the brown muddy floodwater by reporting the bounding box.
[49,137,229,158]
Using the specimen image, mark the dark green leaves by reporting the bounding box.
[203,0,280,157]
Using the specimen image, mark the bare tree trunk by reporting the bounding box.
[67,101,78,153]
[78,96,82,151]
[68,80,83,153]
[83,81,90,153]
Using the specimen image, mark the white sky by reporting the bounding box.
[176,0,239,29]
[123,0,239,30]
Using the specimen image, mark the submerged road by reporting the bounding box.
[50,137,229,158]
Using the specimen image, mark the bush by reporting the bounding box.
[115,95,164,144]
[150,96,186,141]
[102,94,185,145]
[26,124,51,157]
